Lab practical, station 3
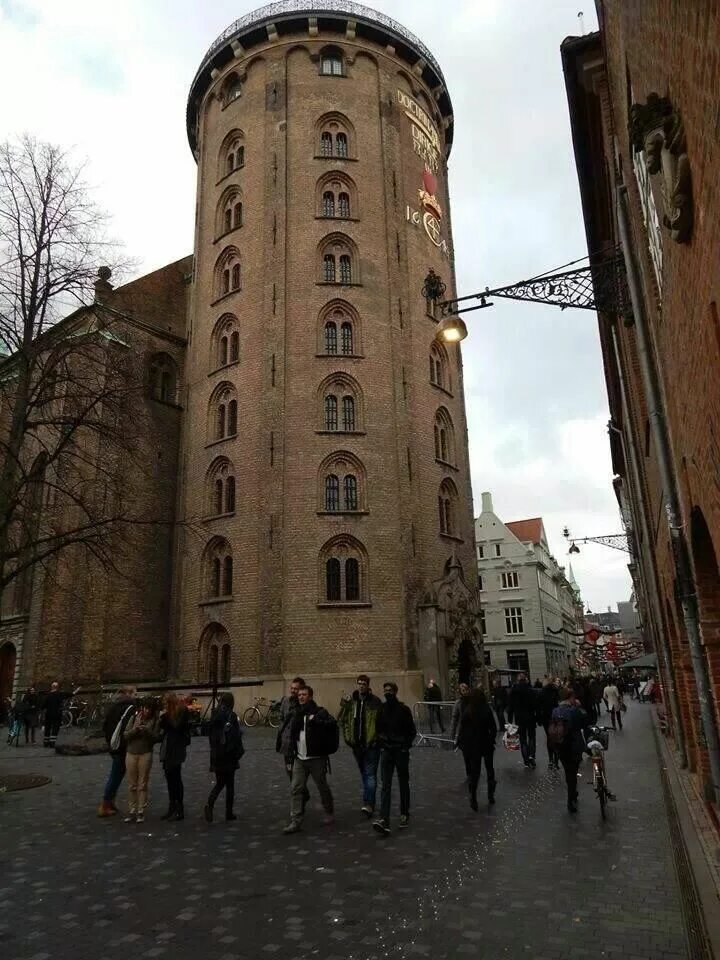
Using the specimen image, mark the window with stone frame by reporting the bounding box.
[149,352,179,405]
[318,451,366,513]
[202,537,233,600]
[319,534,369,604]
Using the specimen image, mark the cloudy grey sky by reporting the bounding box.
[0,0,631,612]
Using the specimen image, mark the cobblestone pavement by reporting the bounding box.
[0,700,688,960]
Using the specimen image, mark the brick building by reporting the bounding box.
[1,2,479,706]
[562,1,720,809]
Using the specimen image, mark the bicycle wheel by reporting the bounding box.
[267,705,282,729]
[242,706,261,727]
[61,709,73,728]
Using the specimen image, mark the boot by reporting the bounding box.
[169,805,184,821]
[160,806,175,821]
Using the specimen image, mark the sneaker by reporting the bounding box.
[136,812,145,824]
[372,819,391,835]
[97,802,116,818]
[399,815,409,828]
[361,805,374,818]
[123,813,136,823]
[283,821,301,835]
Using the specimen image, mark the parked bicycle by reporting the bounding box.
[586,725,616,819]
[6,706,22,747]
[242,696,282,728]
[61,688,107,728]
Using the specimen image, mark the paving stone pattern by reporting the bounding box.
[0,701,688,960]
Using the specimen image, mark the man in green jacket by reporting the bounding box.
[338,674,382,817]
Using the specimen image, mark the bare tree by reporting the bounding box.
[0,135,164,597]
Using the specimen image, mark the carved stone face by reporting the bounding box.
[643,128,665,174]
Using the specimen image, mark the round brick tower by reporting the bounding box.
[177,1,477,701]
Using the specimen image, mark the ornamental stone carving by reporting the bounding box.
[630,93,692,244]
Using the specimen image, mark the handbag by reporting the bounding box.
[110,705,135,752]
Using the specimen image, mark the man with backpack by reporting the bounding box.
[282,685,338,835]
[97,686,137,817]
[548,687,588,813]
[204,692,244,823]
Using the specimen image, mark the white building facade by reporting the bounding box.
[475,492,583,680]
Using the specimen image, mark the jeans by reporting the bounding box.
[103,754,126,804]
[126,752,153,814]
[463,748,496,799]
[352,743,380,808]
[290,757,333,823]
[610,707,623,730]
[518,723,536,764]
[559,751,581,804]
[379,747,410,823]
[164,764,184,812]
[208,770,236,815]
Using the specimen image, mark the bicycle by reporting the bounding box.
[586,725,615,819]
[242,696,282,728]
[6,707,22,747]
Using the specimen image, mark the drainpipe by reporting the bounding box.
[617,183,720,806]
[609,326,686,766]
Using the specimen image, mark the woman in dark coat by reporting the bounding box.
[159,693,190,821]
[457,688,498,810]
[204,692,243,823]
[20,686,40,745]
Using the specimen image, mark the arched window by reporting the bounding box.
[227,398,238,436]
[323,254,336,282]
[208,382,238,443]
[429,343,450,391]
[215,248,241,300]
[438,479,459,537]
[339,322,352,355]
[325,321,338,354]
[319,234,357,285]
[202,537,233,600]
[218,404,226,439]
[338,192,350,218]
[316,113,355,159]
[322,191,335,217]
[229,331,239,362]
[209,645,219,683]
[217,188,244,238]
[233,203,243,228]
[319,535,369,604]
[325,474,340,511]
[224,73,242,104]
[231,263,241,290]
[319,373,363,432]
[198,624,232,685]
[220,644,231,684]
[219,130,245,180]
[214,478,223,515]
[316,174,357,219]
[226,475,236,513]
[149,353,179,404]
[324,394,338,431]
[220,336,229,366]
[339,255,352,284]
[344,474,358,511]
[336,132,348,158]
[321,131,333,156]
[211,315,239,370]
[434,407,456,465]
[320,51,344,76]
[206,457,236,517]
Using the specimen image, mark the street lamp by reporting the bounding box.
[562,526,630,554]
[436,314,468,344]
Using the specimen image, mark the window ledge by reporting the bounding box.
[440,532,464,543]
[210,290,242,307]
[216,167,245,188]
[204,511,236,523]
[316,281,362,288]
[199,596,234,607]
[205,433,238,449]
[317,510,369,517]
[214,225,244,245]
[317,602,372,609]
[315,215,360,223]
[209,360,240,377]
[314,155,358,162]
[316,430,366,437]
[431,382,454,399]
[315,353,364,360]
[435,457,458,471]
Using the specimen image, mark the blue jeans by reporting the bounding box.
[103,754,126,804]
[352,744,380,807]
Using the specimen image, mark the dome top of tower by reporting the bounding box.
[187,0,453,158]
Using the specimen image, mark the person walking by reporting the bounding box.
[549,687,588,813]
[457,688,497,810]
[373,682,417,835]
[97,686,136,817]
[20,686,40,745]
[339,674,382,818]
[491,678,509,730]
[283,685,338,835]
[276,677,308,812]
[42,681,63,748]
[603,678,624,730]
[507,672,538,768]
[159,693,191,821]
[423,678,445,734]
[205,692,244,823]
[537,678,560,769]
[123,698,161,823]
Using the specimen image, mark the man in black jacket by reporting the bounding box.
[98,687,137,816]
[283,685,337,835]
[373,682,417,835]
[42,681,64,748]
[507,673,538,768]
[536,679,560,769]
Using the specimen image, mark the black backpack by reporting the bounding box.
[312,713,340,756]
[213,711,244,760]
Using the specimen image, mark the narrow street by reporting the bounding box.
[0,700,688,960]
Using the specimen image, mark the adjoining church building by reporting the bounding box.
[0,2,481,706]
[475,493,583,680]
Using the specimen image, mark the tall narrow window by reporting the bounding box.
[233,203,243,228]
[338,192,350,218]
[222,269,230,295]
[344,474,358,511]
[336,133,348,158]
[324,395,338,431]
[325,474,340,511]
[342,395,355,431]
[345,558,360,600]
[212,558,221,597]
[220,336,228,366]
[227,153,235,176]
[326,558,341,601]
[230,331,239,362]
[434,425,441,459]
[321,54,343,76]
[321,132,333,156]
[217,404,226,439]
[325,322,338,354]
[227,399,238,435]
[440,428,448,462]
[209,646,219,683]
[224,208,232,234]
[340,321,353,355]
[221,645,231,684]
[339,255,351,284]
[223,556,233,595]
[231,263,241,289]
[322,191,335,217]
[323,254,336,282]
[214,479,223,515]
[226,476,236,513]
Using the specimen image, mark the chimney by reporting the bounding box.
[481,491,493,513]
[94,265,114,303]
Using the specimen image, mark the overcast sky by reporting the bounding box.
[0,0,632,612]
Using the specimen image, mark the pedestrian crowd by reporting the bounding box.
[4,668,649,828]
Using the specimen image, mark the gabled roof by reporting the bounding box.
[506,518,544,545]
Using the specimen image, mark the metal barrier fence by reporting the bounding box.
[413,701,456,746]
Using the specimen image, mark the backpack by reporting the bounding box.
[311,712,340,756]
[547,715,568,748]
[213,711,245,760]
